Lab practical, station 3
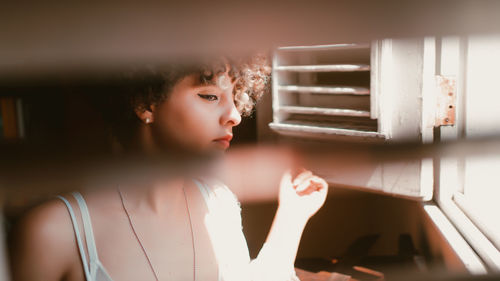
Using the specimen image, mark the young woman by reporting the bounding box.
[10,55,328,281]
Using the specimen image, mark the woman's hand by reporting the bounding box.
[278,168,328,221]
[253,169,328,277]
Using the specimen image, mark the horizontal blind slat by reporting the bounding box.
[269,122,385,138]
[277,43,370,51]
[280,106,370,117]
[278,85,370,95]
[276,64,370,72]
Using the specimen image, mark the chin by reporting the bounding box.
[198,145,226,156]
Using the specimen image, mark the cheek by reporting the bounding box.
[155,97,219,149]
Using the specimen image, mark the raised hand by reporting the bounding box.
[278,168,328,221]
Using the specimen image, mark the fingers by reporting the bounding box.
[295,175,328,196]
[296,182,316,196]
[287,167,328,197]
[292,169,312,187]
[295,178,313,194]
[312,176,328,189]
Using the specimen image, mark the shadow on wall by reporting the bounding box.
[241,186,424,261]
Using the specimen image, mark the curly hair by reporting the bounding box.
[100,53,271,146]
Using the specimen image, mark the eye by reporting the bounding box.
[197,94,218,101]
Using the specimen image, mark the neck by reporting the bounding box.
[120,177,186,215]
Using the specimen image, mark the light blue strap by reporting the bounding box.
[57,195,92,281]
[72,192,100,278]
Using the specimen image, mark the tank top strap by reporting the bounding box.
[192,178,212,206]
[72,192,100,277]
[57,195,92,281]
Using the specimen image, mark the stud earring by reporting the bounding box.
[145,118,151,124]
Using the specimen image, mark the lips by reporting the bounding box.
[213,134,233,149]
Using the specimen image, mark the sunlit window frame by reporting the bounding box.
[435,36,500,273]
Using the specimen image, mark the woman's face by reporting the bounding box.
[150,71,242,155]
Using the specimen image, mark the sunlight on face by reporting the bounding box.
[151,71,242,155]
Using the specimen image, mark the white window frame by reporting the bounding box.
[264,36,500,273]
[264,39,437,201]
[434,36,500,273]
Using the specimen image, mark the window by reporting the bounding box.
[265,39,434,201]
[436,34,500,272]
[269,43,385,141]
[266,36,500,272]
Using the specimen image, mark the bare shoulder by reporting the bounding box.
[19,197,76,245]
[10,196,79,280]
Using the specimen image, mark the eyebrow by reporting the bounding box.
[201,79,217,86]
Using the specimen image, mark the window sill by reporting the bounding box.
[422,202,489,274]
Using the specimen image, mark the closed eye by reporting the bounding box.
[198,94,218,101]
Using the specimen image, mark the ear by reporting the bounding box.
[134,104,156,125]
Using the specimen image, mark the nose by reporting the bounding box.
[221,98,242,127]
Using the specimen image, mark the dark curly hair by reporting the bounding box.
[100,53,271,147]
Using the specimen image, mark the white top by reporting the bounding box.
[57,179,298,281]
